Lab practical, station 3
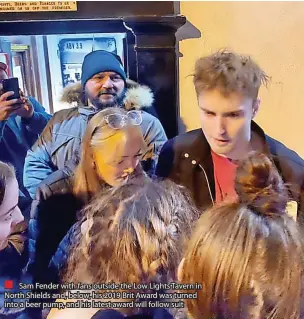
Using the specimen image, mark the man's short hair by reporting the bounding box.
[193,49,269,99]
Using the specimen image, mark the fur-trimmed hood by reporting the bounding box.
[60,79,154,110]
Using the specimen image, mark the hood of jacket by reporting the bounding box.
[60,79,154,111]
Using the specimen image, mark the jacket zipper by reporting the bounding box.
[184,153,215,206]
[198,163,215,206]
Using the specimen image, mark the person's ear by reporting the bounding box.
[177,258,185,281]
[252,98,260,119]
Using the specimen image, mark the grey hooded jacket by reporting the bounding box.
[23,80,167,198]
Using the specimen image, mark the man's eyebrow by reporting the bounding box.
[200,107,215,113]
[223,110,244,115]
[200,107,244,113]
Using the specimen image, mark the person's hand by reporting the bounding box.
[13,96,34,119]
[0,91,22,121]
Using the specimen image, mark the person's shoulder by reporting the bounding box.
[266,135,304,174]
[141,110,161,124]
[140,111,166,138]
[165,129,203,151]
[45,107,81,136]
[51,106,79,121]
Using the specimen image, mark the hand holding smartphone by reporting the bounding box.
[0,77,32,120]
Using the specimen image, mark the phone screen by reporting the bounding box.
[2,78,20,101]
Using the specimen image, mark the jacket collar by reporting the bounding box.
[78,106,98,116]
[251,121,271,155]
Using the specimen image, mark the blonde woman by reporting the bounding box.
[179,153,304,319]
[47,178,198,319]
[26,108,148,316]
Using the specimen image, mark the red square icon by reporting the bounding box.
[4,280,13,289]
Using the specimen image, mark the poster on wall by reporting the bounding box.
[59,38,118,87]
[0,53,11,76]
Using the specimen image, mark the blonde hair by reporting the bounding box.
[180,153,304,319]
[73,107,146,203]
[193,49,270,99]
[65,178,199,291]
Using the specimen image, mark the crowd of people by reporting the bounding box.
[0,49,303,319]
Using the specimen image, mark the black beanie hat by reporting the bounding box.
[81,50,127,87]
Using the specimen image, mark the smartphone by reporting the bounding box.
[2,77,20,101]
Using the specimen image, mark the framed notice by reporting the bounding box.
[0,1,77,12]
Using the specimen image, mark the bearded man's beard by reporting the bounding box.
[87,88,127,110]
